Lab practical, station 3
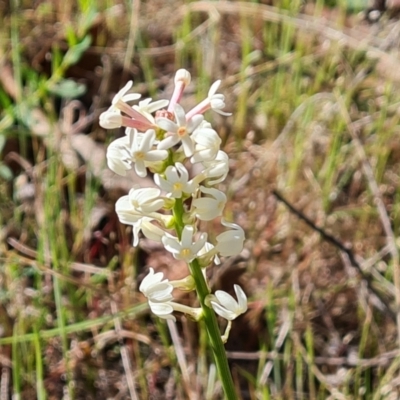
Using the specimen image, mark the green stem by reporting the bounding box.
[173,200,238,399]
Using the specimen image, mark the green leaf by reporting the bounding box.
[0,135,5,152]
[47,79,86,99]
[78,7,99,37]
[0,115,13,135]
[65,24,78,47]
[62,35,91,67]
[0,164,13,181]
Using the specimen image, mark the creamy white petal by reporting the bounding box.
[156,118,178,133]
[181,226,194,248]
[149,301,176,321]
[174,69,191,86]
[211,301,236,320]
[157,135,180,151]
[174,104,187,127]
[139,268,173,303]
[234,284,248,312]
[192,187,226,221]
[208,80,221,97]
[99,110,123,129]
[181,135,195,157]
[210,285,247,321]
[215,219,245,257]
[162,227,207,263]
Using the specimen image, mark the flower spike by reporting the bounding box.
[101,71,247,391]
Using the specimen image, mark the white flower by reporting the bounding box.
[132,217,166,247]
[192,186,226,221]
[139,268,174,302]
[215,219,245,257]
[198,241,221,266]
[133,98,169,122]
[186,80,231,120]
[106,129,167,177]
[99,110,125,129]
[162,225,207,263]
[128,187,165,214]
[209,284,247,343]
[111,81,141,106]
[99,107,154,131]
[115,194,143,225]
[139,268,176,321]
[201,151,230,185]
[157,104,203,157]
[99,82,157,131]
[148,301,176,320]
[115,187,165,226]
[210,284,247,321]
[140,219,166,243]
[127,128,168,178]
[191,123,222,163]
[139,268,203,322]
[106,138,132,175]
[168,69,192,113]
[207,80,231,116]
[154,162,197,198]
[174,69,191,86]
[99,81,144,130]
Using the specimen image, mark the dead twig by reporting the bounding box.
[110,299,139,400]
[272,189,396,322]
[334,92,400,349]
[7,237,115,277]
[167,319,197,400]
[226,348,400,368]
[0,367,10,400]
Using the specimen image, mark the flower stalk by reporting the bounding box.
[188,257,238,399]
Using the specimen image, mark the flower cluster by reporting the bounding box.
[101,69,247,342]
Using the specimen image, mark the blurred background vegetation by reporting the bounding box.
[1,0,400,399]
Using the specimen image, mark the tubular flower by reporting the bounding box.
[99,81,157,131]
[191,123,222,163]
[157,104,204,157]
[106,128,168,177]
[139,268,202,321]
[194,150,230,186]
[209,284,248,343]
[162,225,207,263]
[127,128,168,177]
[115,187,165,227]
[154,162,197,198]
[132,217,166,247]
[133,98,169,122]
[139,268,176,321]
[115,195,144,225]
[168,69,192,112]
[127,187,165,214]
[139,268,174,303]
[210,285,248,321]
[110,81,141,105]
[106,138,133,176]
[186,80,231,120]
[215,219,245,257]
[192,186,227,221]
[207,80,231,116]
